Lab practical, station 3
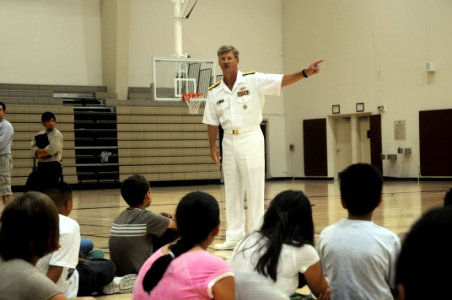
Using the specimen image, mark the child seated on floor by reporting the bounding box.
[395,205,452,299]
[317,163,401,299]
[230,190,330,300]
[133,191,235,299]
[37,181,134,296]
[0,192,68,300]
[108,174,178,276]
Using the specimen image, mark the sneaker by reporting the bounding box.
[213,240,238,250]
[102,274,138,294]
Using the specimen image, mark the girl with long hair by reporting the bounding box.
[230,190,330,300]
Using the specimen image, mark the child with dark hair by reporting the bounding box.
[0,192,66,300]
[132,191,234,299]
[318,163,401,299]
[30,111,63,188]
[230,190,330,300]
[37,181,126,296]
[108,174,177,276]
[395,206,452,299]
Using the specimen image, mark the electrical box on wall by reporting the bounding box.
[425,62,435,72]
[394,120,406,140]
[387,154,398,161]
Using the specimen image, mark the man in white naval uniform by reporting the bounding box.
[203,45,323,250]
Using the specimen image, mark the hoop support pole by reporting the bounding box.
[172,0,184,58]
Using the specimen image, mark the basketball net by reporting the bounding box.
[182,93,204,114]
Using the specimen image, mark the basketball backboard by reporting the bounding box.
[153,57,216,101]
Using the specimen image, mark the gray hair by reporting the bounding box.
[217,45,239,58]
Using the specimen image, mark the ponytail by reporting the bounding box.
[142,254,173,293]
[142,191,220,293]
[142,237,197,293]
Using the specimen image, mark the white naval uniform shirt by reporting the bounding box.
[202,71,283,130]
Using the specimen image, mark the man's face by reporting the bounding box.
[218,50,239,74]
[43,118,56,131]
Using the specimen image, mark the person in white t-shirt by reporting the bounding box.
[37,181,128,297]
[37,211,81,298]
[230,190,330,300]
[318,163,401,300]
[203,45,323,250]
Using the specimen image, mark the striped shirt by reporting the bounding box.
[108,207,170,276]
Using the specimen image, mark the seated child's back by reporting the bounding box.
[109,175,176,275]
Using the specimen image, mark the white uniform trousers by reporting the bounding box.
[222,129,265,242]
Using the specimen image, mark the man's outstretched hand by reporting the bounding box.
[306,60,324,77]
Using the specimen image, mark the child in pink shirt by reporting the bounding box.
[133,191,235,300]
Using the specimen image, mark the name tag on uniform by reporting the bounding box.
[217,99,224,104]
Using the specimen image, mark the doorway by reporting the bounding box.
[333,114,372,177]
[335,117,352,175]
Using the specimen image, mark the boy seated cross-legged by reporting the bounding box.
[317,163,401,299]
[108,174,178,277]
[36,181,134,297]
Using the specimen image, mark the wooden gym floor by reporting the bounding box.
[2,179,451,299]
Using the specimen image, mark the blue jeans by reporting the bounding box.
[80,237,94,258]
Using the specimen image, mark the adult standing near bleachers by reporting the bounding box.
[0,101,14,205]
[31,111,63,187]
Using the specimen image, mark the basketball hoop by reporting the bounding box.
[182,93,204,114]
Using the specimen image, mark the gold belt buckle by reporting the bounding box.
[232,129,239,135]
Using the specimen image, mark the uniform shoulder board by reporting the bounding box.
[243,71,256,76]
[208,81,221,90]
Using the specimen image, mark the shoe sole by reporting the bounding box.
[102,274,138,294]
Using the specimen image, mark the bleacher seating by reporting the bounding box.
[4,83,220,188]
